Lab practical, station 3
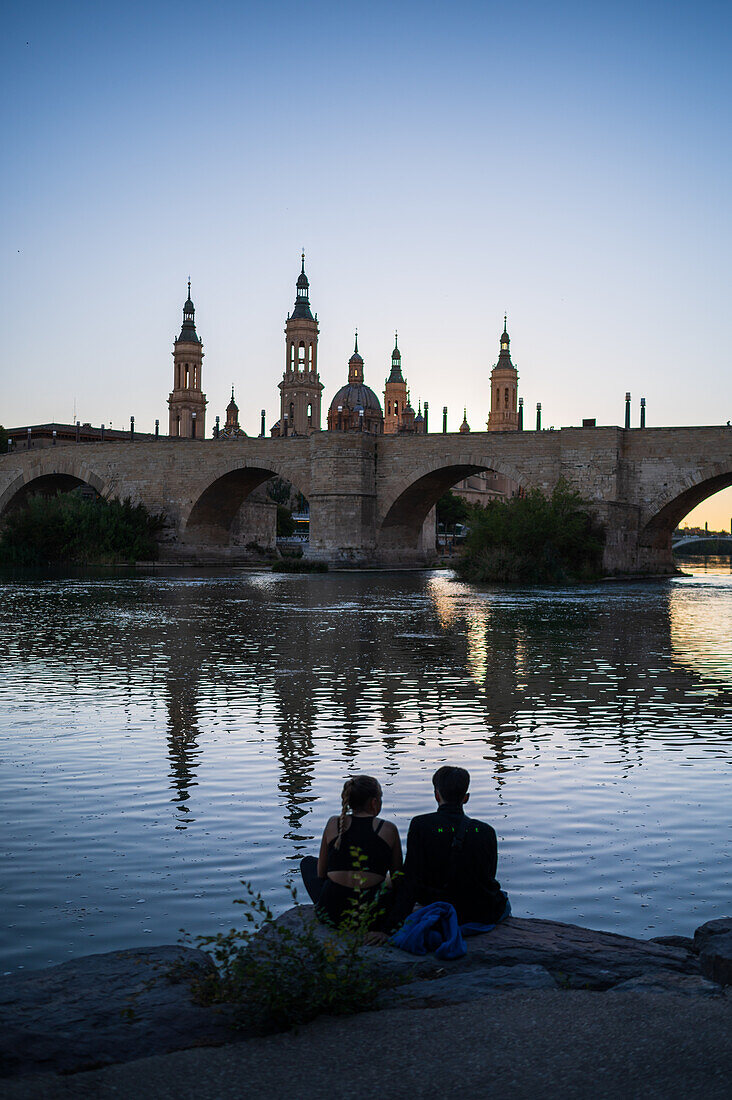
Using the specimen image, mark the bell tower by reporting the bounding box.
[487,316,519,431]
[168,281,207,438]
[277,253,323,435]
[384,333,408,434]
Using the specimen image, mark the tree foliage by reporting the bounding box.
[276,504,295,537]
[456,481,605,584]
[0,490,163,566]
[436,489,469,531]
[266,477,293,506]
[0,425,8,454]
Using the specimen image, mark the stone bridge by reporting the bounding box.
[1,425,730,572]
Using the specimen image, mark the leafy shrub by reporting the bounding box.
[457,481,605,584]
[276,505,296,537]
[0,490,163,566]
[436,489,469,531]
[187,881,396,1033]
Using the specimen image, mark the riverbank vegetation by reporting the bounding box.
[0,491,163,566]
[188,881,394,1033]
[456,482,605,584]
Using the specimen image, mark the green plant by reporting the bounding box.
[276,505,296,537]
[436,489,469,532]
[456,480,605,584]
[188,879,396,1033]
[0,490,163,566]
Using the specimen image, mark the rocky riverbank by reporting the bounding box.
[1,910,730,1080]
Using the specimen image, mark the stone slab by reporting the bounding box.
[700,932,732,987]
[0,946,237,1079]
[378,964,557,1007]
[608,969,723,997]
[273,907,701,990]
[694,917,732,954]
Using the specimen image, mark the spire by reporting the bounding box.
[348,330,364,383]
[291,251,314,320]
[499,316,512,358]
[177,279,200,344]
[460,406,471,433]
[387,330,405,383]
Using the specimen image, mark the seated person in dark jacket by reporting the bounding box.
[404,765,507,924]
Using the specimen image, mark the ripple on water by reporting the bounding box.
[0,565,731,969]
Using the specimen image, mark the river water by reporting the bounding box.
[1,560,730,972]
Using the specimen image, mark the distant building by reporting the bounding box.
[487,317,519,431]
[168,282,207,438]
[271,254,323,437]
[220,388,246,438]
[383,336,424,435]
[326,335,384,434]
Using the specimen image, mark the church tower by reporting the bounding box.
[276,253,323,435]
[383,334,408,434]
[487,317,519,431]
[168,282,207,438]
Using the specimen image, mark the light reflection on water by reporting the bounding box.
[0,561,731,972]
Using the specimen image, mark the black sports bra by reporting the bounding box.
[326,816,392,877]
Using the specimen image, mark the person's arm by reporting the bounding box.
[385,823,403,876]
[403,818,424,893]
[316,816,338,879]
[475,824,498,882]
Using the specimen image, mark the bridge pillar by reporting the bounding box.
[593,501,675,575]
[306,434,378,563]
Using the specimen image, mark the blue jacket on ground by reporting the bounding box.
[389,900,505,960]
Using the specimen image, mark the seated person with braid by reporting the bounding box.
[300,775,403,929]
[404,765,508,924]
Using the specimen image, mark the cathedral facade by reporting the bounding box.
[165,262,525,469]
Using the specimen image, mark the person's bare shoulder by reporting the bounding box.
[377,819,401,844]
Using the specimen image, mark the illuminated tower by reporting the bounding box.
[277,253,323,435]
[384,334,408,434]
[168,281,207,438]
[487,316,519,431]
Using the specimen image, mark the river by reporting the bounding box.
[1,559,730,972]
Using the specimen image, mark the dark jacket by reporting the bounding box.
[404,803,505,924]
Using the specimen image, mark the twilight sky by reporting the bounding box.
[2,0,731,527]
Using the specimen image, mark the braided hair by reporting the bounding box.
[333,774,381,850]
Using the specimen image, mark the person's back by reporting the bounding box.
[404,766,506,924]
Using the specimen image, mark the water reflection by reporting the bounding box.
[1,565,731,970]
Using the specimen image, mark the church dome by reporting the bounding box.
[329,383,382,415]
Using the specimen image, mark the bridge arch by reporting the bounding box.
[377,455,535,555]
[182,459,312,547]
[639,462,732,564]
[0,459,112,519]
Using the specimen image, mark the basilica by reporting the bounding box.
[167,256,523,454]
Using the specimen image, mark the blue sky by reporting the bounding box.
[2,1,731,526]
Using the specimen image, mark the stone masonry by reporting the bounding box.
[0,425,730,570]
